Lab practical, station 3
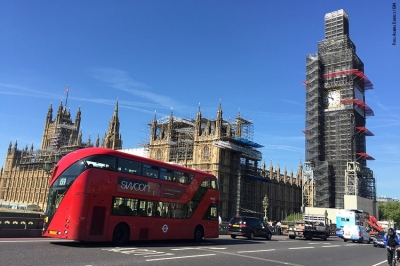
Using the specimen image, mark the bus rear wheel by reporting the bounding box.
[112,223,130,246]
[194,225,204,242]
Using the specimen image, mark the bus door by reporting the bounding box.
[86,194,110,241]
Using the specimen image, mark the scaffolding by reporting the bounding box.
[153,115,195,162]
[345,162,376,200]
[48,122,77,152]
[149,112,274,219]
[302,162,315,207]
[152,114,257,164]
[303,9,376,208]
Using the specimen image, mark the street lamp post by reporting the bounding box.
[262,195,269,222]
[43,153,62,175]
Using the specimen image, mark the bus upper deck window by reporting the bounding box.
[85,155,116,171]
[143,164,159,178]
[160,168,172,181]
[118,158,142,175]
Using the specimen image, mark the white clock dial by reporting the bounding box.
[324,90,341,108]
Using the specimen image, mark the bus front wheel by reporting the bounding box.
[112,223,130,246]
[194,225,204,242]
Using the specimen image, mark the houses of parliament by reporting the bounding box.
[0,100,302,221]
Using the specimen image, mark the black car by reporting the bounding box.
[228,216,272,240]
[373,232,385,247]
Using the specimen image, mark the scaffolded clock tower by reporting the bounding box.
[303,9,376,208]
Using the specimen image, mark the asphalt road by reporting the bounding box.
[0,235,389,266]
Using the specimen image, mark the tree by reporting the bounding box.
[378,202,400,227]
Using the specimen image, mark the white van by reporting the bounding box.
[342,225,370,243]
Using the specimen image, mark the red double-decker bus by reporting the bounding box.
[42,147,220,245]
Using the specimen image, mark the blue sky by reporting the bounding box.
[0,1,399,199]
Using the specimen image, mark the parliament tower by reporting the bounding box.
[303,9,376,208]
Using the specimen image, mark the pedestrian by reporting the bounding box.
[276,221,282,235]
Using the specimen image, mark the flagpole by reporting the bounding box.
[65,85,70,108]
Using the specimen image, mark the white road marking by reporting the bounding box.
[144,253,174,257]
[102,247,137,251]
[371,260,388,266]
[171,247,199,251]
[146,254,216,261]
[321,245,340,248]
[102,247,164,256]
[288,247,314,250]
[132,251,163,255]
[237,249,275,253]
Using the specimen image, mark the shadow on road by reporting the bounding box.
[49,235,281,248]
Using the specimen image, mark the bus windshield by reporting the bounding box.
[45,159,86,217]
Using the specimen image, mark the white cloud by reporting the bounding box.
[89,67,179,109]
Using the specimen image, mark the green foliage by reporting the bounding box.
[378,202,400,226]
[284,213,303,221]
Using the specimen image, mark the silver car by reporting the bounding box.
[373,232,385,247]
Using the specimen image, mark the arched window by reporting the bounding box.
[156,150,162,161]
[203,146,210,159]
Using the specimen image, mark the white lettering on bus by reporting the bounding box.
[120,181,150,192]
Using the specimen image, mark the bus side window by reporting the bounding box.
[179,173,188,184]
[85,155,116,171]
[118,158,142,175]
[173,171,188,184]
[188,174,194,183]
[201,178,211,188]
[143,164,159,178]
[159,168,172,181]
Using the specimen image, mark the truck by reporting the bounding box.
[366,215,384,240]
[288,214,330,240]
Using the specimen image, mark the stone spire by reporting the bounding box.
[215,102,223,137]
[95,134,100,147]
[167,109,173,141]
[296,161,303,186]
[86,135,91,147]
[102,99,122,150]
[289,169,294,185]
[77,130,82,146]
[150,112,157,141]
[195,104,202,137]
[7,141,12,154]
[235,111,242,138]
[75,105,81,130]
[46,103,53,122]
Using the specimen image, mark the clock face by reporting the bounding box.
[324,90,341,108]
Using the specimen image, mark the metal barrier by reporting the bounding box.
[0,216,43,238]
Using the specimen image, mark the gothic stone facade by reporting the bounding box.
[0,100,122,211]
[147,105,302,222]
